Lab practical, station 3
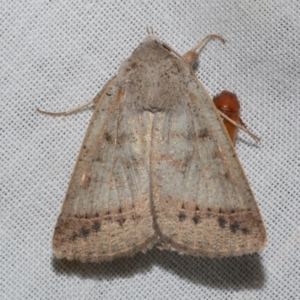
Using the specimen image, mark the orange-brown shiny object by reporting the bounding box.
[213,90,243,144]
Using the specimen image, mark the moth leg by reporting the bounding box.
[239,116,247,129]
[219,111,260,142]
[37,75,116,116]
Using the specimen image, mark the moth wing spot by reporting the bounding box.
[105,132,112,142]
[242,227,250,235]
[117,217,126,227]
[70,232,78,241]
[105,211,112,223]
[192,215,201,224]
[198,128,209,139]
[218,217,227,228]
[224,172,230,179]
[230,221,240,233]
[178,213,187,222]
[80,227,90,237]
[92,221,101,232]
[131,211,141,221]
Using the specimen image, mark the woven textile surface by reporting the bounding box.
[1,1,299,299]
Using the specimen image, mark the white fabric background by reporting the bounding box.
[1,1,299,299]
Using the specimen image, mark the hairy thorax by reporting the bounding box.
[118,39,192,113]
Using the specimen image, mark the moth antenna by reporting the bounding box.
[218,111,260,143]
[190,34,225,53]
[37,75,116,116]
[146,26,154,35]
[183,34,225,69]
[36,98,94,116]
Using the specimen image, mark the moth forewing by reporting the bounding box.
[151,68,265,257]
[52,75,157,262]
[49,32,266,262]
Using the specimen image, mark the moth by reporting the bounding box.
[39,29,266,262]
